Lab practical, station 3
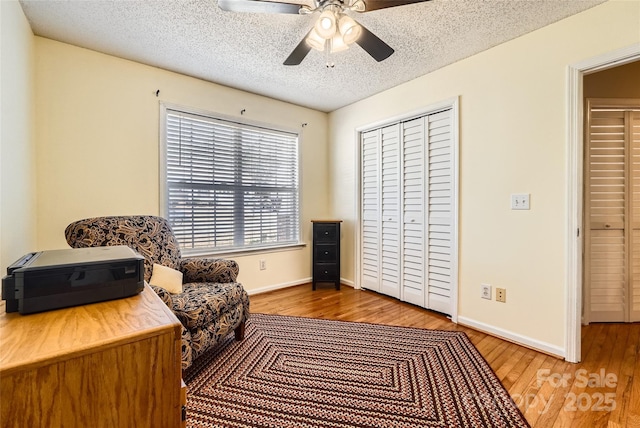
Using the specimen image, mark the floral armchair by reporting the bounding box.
[64,215,250,370]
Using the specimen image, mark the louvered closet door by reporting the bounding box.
[360,107,455,316]
[380,124,401,299]
[586,100,640,323]
[402,118,426,306]
[426,110,454,313]
[361,130,381,292]
[630,110,640,322]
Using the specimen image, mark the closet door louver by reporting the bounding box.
[402,118,426,306]
[380,124,401,299]
[426,110,454,313]
[630,111,640,322]
[361,130,381,292]
[587,108,626,322]
[586,103,640,323]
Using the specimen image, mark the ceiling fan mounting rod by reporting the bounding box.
[302,0,363,15]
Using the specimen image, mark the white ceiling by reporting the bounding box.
[19,0,605,112]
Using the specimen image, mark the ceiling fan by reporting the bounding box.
[218,0,430,66]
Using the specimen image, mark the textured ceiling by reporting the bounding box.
[19,0,606,112]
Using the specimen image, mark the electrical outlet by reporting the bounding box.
[259,260,266,270]
[481,284,492,300]
[496,288,506,303]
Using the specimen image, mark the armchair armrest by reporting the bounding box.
[149,283,174,308]
[180,257,239,283]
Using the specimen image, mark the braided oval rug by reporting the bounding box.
[184,313,530,428]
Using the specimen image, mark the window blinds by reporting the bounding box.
[164,109,300,253]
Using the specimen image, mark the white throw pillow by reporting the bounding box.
[150,263,183,294]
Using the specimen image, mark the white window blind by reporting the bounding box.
[163,108,300,254]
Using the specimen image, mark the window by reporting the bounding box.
[161,106,300,254]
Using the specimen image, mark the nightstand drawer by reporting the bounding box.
[314,244,337,262]
[313,223,338,242]
[314,263,338,281]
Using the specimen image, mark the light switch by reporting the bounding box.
[511,194,530,210]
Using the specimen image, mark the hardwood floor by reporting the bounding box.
[250,284,640,428]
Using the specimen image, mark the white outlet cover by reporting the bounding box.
[481,284,492,300]
[511,193,530,210]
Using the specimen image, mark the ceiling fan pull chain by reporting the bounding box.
[325,39,335,68]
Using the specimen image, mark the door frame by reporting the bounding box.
[566,43,640,363]
[354,97,459,322]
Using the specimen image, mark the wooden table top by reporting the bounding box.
[0,284,181,375]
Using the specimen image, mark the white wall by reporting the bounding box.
[0,1,37,273]
[329,0,640,354]
[34,38,330,293]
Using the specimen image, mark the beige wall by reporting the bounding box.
[0,1,37,273]
[329,0,640,354]
[5,0,639,355]
[34,38,330,293]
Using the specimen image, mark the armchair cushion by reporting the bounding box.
[150,263,183,294]
[172,282,246,330]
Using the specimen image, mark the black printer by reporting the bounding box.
[2,246,144,314]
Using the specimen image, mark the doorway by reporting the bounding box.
[567,49,640,363]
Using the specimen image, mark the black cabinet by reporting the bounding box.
[312,221,341,290]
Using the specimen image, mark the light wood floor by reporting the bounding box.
[249,284,640,428]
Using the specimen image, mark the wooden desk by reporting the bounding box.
[0,284,183,428]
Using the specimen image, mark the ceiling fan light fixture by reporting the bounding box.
[338,15,362,44]
[306,27,326,51]
[315,10,337,39]
[329,34,349,53]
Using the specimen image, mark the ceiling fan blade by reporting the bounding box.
[218,0,302,14]
[360,0,430,12]
[284,32,312,65]
[355,24,394,62]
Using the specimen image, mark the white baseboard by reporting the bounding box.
[340,278,355,287]
[247,278,312,295]
[457,316,565,359]
[247,277,354,295]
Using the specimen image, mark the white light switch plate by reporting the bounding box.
[511,194,530,210]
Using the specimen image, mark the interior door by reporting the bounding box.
[425,110,454,314]
[630,109,640,322]
[380,124,401,299]
[585,99,640,323]
[402,117,426,306]
[361,129,381,292]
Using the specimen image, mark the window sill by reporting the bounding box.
[181,243,307,259]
